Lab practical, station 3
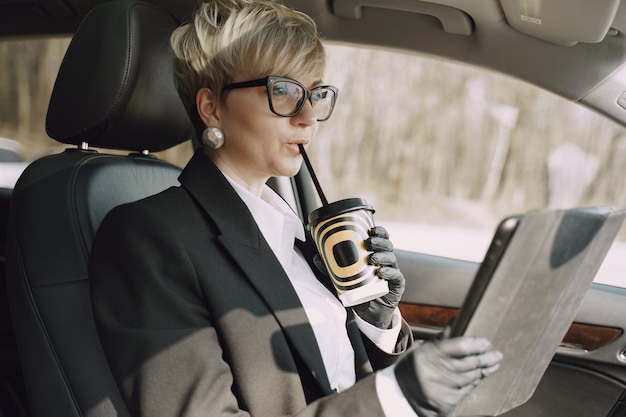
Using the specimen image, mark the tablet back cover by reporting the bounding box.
[452,207,626,416]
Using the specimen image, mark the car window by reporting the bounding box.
[2,38,624,288]
[314,43,626,288]
[0,37,71,161]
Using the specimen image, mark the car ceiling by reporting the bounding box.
[4,0,626,130]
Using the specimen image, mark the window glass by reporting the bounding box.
[313,44,626,288]
[0,37,71,161]
[2,38,624,288]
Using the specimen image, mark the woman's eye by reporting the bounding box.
[272,84,290,96]
[311,89,324,102]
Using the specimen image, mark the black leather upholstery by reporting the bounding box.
[5,1,193,416]
[46,1,191,152]
[0,188,28,417]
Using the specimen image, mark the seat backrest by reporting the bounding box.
[0,187,29,417]
[4,2,193,416]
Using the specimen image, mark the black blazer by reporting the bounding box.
[89,149,412,417]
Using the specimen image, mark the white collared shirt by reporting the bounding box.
[224,175,416,415]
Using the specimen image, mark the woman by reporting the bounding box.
[89,1,502,416]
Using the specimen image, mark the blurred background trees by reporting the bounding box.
[1,38,625,232]
[315,45,626,229]
[0,37,70,160]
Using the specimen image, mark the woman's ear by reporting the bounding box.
[196,88,220,127]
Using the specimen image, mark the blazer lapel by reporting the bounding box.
[178,150,334,395]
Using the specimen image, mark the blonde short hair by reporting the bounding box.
[170,0,326,134]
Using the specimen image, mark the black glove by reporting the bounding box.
[394,332,503,417]
[352,225,405,329]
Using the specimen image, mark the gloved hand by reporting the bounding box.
[352,225,405,329]
[394,331,503,417]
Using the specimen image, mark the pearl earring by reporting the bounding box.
[201,126,225,149]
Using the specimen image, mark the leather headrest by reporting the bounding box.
[46,0,193,152]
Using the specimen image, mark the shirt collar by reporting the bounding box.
[223,174,305,265]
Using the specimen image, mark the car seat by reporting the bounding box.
[0,187,28,417]
[4,1,193,417]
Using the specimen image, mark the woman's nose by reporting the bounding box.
[292,99,317,126]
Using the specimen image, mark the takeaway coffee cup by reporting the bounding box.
[308,198,389,307]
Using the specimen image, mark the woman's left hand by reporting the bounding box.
[352,225,406,329]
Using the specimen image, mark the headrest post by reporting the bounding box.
[79,142,89,150]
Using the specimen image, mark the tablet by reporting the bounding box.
[450,207,626,416]
[450,215,522,337]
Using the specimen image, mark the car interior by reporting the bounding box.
[4,3,192,416]
[1,1,626,417]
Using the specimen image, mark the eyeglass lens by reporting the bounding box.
[270,79,336,121]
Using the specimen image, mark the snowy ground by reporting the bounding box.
[383,221,626,288]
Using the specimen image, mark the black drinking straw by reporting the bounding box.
[298,144,329,206]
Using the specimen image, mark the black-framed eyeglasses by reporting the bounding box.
[222,76,338,122]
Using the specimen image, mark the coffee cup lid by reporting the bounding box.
[307,198,374,227]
